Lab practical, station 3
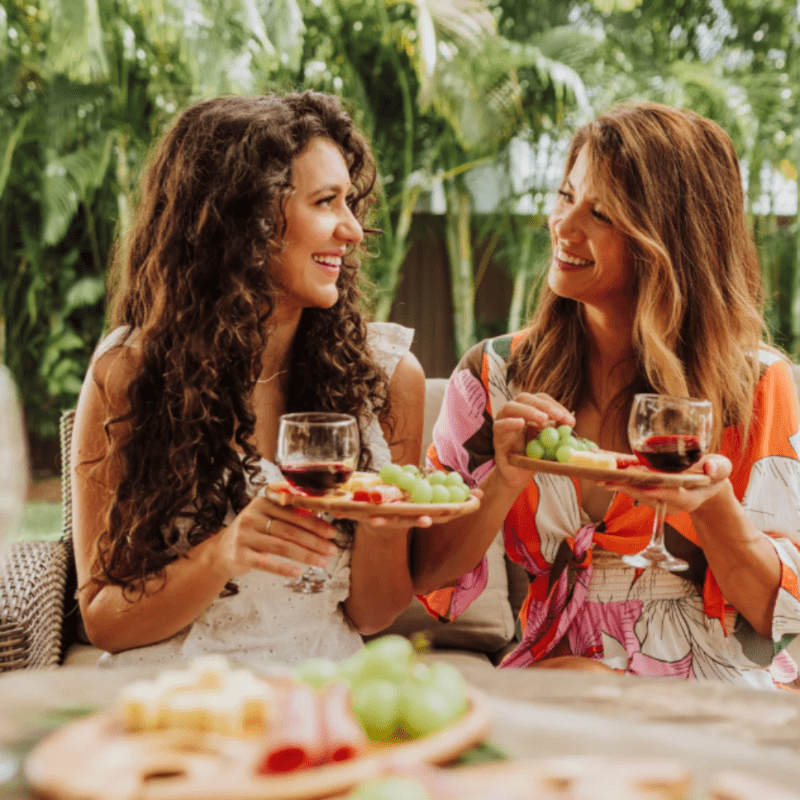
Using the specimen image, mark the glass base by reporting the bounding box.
[622,548,689,572]
[284,566,329,594]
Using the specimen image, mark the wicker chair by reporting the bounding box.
[0,410,77,670]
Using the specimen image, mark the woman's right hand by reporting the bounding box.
[213,496,339,579]
[493,392,575,490]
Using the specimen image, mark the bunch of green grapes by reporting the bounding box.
[378,463,470,504]
[525,425,599,464]
[294,635,468,742]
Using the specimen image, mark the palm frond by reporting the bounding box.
[48,0,109,82]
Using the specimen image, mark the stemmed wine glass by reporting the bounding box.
[623,393,712,572]
[0,366,29,784]
[275,412,359,593]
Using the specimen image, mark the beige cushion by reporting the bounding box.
[368,532,516,654]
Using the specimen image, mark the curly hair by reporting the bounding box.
[509,102,769,452]
[92,91,391,593]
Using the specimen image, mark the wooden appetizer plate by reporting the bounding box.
[263,483,480,520]
[508,453,711,489]
[25,687,492,800]
[327,756,800,800]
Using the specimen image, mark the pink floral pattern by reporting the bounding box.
[423,335,800,689]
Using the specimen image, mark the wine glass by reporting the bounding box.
[0,366,29,784]
[275,412,359,593]
[622,393,712,572]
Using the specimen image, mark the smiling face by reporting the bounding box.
[272,137,364,316]
[547,146,632,314]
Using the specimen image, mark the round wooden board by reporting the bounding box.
[263,483,480,520]
[24,688,492,800]
[508,453,711,489]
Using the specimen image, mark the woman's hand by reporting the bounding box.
[493,393,575,489]
[606,453,732,516]
[213,496,339,579]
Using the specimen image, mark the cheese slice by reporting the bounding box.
[567,450,618,470]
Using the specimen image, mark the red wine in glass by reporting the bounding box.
[280,463,354,495]
[633,434,703,473]
[623,394,712,572]
[275,412,360,593]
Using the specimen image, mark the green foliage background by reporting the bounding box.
[1,0,798,440]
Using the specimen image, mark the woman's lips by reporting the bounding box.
[553,248,593,271]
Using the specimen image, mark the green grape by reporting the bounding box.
[571,438,589,452]
[400,684,462,738]
[337,651,366,686]
[409,477,434,504]
[555,444,572,464]
[557,424,573,440]
[408,661,431,684]
[396,470,419,492]
[351,679,402,741]
[402,464,421,475]
[295,657,338,690]
[526,439,545,459]
[542,444,561,461]
[446,485,469,503]
[360,635,415,683]
[444,471,465,487]
[426,662,468,715]
[429,484,450,503]
[426,470,448,485]
[538,426,560,450]
[378,463,404,486]
[348,777,432,800]
[581,437,600,452]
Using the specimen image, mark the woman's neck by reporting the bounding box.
[583,305,636,410]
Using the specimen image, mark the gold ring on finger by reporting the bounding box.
[266,518,274,534]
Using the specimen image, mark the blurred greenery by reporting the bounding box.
[20,501,61,542]
[0,0,798,442]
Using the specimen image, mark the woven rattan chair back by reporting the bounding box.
[0,410,76,670]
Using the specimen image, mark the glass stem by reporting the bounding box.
[649,500,667,550]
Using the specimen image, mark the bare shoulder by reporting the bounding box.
[388,351,425,403]
[89,340,142,412]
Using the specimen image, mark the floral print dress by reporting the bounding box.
[422,334,800,689]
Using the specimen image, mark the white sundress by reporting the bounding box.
[93,322,414,669]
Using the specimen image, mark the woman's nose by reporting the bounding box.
[337,207,364,245]
[550,206,584,242]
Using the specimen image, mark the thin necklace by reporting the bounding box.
[256,370,287,385]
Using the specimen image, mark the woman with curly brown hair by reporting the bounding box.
[71,91,426,666]
[413,102,800,688]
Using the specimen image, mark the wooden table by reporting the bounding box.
[2,656,800,797]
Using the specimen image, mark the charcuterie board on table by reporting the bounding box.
[24,671,491,800]
[508,453,711,489]
[263,482,480,521]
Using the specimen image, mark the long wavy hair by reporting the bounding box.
[508,102,769,452]
[91,91,391,593]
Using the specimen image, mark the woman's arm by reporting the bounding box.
[343,351,426,635]
[411,393,575,595]
[72,349,339,653]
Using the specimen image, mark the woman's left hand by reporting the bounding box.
[605,453,732,516]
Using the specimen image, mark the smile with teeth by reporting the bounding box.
[312,254,342,268]
[555,248,593,267]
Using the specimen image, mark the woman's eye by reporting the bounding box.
[592,210,612,224]
[317,194,336,207]
[557,189,572,202]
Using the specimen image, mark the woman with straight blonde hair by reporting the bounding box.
[412,102,800,688]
